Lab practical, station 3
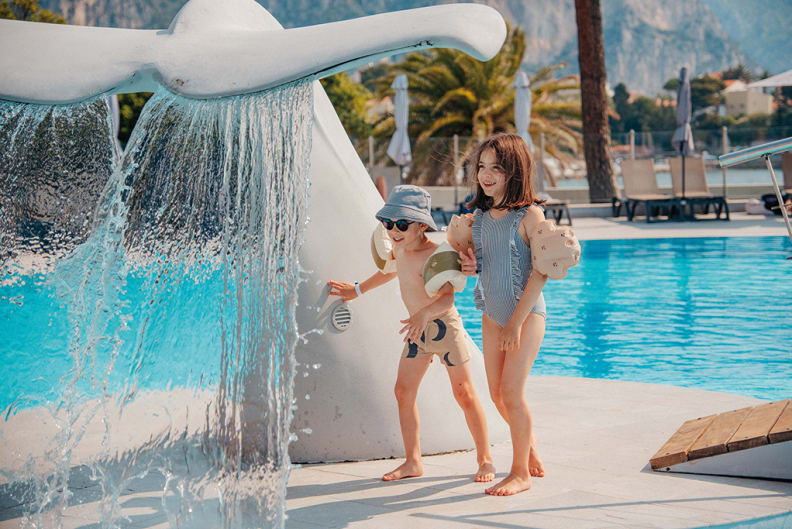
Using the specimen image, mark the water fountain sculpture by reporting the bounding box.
[0,1,508,527]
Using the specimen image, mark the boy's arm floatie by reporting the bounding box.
[529,220,581,280]
[423,242,467,296]
[371,222,397,274]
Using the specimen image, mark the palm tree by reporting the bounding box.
[574,0,618,202]
[365,23,582,186]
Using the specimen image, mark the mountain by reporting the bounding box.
[700,0,792,77]
[38,0,790,95]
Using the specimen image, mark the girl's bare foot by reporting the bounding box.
[474,462,496,482]
[484,472,531,496]
[529,450,545,477]
[382,460,423,481]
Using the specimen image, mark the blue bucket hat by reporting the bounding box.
[375,185,438,231]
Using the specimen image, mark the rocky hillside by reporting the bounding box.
[38,0,790,95]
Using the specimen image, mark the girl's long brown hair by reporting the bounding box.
[465,133,544,211]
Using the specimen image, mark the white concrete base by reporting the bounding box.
[663,441,792,481]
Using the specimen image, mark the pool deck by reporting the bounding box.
[284,376,791,529]
[563,210,791,242]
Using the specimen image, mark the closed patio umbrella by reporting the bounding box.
[514,70,546,195]
[387,74,412,180]
[671,67,694,199]
[513,71,534,152]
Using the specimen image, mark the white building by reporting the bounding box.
[722,80,774,116]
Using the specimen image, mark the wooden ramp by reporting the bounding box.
[650,399,792,480]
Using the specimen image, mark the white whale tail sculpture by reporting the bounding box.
[0,0,506,103]
[0,0,509,512]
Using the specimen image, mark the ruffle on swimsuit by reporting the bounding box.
[472,206,546,327]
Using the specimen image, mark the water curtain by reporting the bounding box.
[1,81,313,528]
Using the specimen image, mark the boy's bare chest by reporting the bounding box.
[394,248,435,286]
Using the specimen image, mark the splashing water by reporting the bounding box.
[1,81,314,528]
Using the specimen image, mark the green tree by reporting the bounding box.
[0,0,64,23]
[574,0,617,202]
[364,23,581,185]
[610,83,676,134]
[359,63,388,93]
[117,92,153,146]
[722,64,755,82]
[320,72,373,139]
[663,75,725,116]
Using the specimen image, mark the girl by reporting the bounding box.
[459,133,547,496]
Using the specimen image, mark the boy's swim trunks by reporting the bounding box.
[401,307,471,366]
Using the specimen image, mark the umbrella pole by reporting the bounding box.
[721,126,728,199]
[680,149,688,220]
[764,155,792,247]
[681,150,686,199]
[368,135,375,175]
[453,134,459,210]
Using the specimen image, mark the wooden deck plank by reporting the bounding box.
[650,415,715,469]
[768,400,792,444]
[727,400,789,452]
[688,407,753,461]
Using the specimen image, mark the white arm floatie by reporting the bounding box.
[530,220,581,280]
[371,223,397,274]
[423,242,467,296]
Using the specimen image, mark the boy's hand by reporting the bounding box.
[327,280,358,302]
[499,320,521,353]
[459,248,477,276]
[399,309,430,344]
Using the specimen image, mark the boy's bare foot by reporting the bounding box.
[382,461,423,481]
[484,472,531,496]
[529,450,545,477]
[474,462,496,482]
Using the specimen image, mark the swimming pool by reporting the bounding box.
[4,236,791,411]
[456,236,792,401]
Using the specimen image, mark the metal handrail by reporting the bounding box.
[719,137,792,250]
[718,136,792,168]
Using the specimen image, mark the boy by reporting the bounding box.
[328,185,495,482]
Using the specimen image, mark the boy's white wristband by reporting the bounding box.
[354,281,362,296]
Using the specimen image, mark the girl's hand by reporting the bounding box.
[459,248,477,276]
[499,320,522,352]
[399,309,430,344]
[327,280,357,302]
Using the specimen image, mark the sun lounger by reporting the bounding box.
[543,199,572,226]
[534,164,572,225]
[620,159,681,222]
[669,157,729,220]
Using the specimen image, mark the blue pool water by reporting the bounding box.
[455,236,792,401]
[4,236,791,411]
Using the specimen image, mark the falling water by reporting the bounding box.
[0,81,313,528]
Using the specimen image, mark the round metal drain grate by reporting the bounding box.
[330,303,353,331]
